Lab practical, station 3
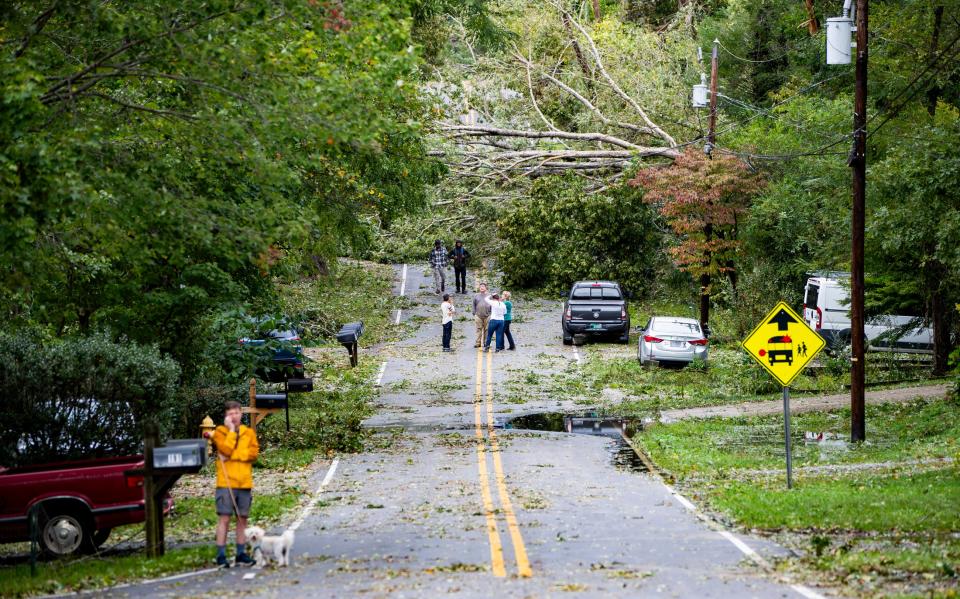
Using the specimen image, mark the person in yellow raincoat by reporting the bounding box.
[210,400,259,567]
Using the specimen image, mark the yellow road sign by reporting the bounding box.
[742,301,825,387]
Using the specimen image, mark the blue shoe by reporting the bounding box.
[216,554,231,568]
[235,552,255,566]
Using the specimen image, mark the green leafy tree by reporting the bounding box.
[629,149,765,327]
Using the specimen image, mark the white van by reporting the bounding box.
[802,274,933,353]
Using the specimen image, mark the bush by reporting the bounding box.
[0,332,180,467]
[497,174,662,295]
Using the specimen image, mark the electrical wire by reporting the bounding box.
[866,29,960,139]
[715,38,814,64]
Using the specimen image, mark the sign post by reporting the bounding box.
[742,301,824,488]
[783,386,792,488]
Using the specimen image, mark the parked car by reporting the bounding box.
[0,456,171,556]
[561,281,630,345]
[240,317,306,382]
[637,316,709,366]
[802,274,933,353]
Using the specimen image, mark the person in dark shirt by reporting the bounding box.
[448,240,471,294]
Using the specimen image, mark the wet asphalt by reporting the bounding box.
[96,265,828,598]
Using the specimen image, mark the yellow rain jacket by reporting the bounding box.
[212,424,259,489]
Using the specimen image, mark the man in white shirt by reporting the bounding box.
[441,294,455,352]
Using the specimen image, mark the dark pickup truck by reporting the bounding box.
[0,456,169,556]
[561,281,631,345]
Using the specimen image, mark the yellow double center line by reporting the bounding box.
[473,349,532,578]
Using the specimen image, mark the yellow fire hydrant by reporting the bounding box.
[199,416,216,455]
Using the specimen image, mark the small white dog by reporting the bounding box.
[245,526,294,568]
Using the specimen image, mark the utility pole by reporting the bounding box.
[699,39,719,330]
[849,0,868,442]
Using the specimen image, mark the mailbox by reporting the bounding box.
[254,393,288,409]
[336,321,364,344]
[287,377,314,393]
[152,439,207,470]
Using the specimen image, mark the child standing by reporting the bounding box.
[503,290,516,350]
[441,293,455,351]
[210,400,259,567]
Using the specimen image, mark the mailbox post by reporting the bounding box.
[129,422,207,557]
[336,321,364,367]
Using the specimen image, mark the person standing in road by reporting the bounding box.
[441,293,455,352]
[503,290,516,350]
[428,239,448,294]
[448,240,471,294]
[472,282,491,348]
[209,401,259,568]
[484,293,507,352]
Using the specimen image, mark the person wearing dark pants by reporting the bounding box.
[483,293,507,352]
[503,290,516,350]
[441,294,454,352]
[448,240,470,294]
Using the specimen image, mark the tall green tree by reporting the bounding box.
[1,0,440,380]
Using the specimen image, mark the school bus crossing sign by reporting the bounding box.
[742,302,825,387]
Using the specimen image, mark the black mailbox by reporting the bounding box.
[336,321,364,367]
[152,439,207,471]
[255,393,288,409]
[336,321,364,344]
[287,378,314,393]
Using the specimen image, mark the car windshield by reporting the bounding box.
[655,320,701,335]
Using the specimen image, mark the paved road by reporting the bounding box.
[100,265,828,598]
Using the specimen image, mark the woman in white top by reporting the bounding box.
[441,294,455,352]
[483,294,507,352]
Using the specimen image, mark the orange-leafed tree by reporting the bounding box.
[629,149,765,329]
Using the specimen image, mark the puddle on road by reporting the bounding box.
[504,412,648,473]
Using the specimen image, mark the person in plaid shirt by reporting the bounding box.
[428,239,449,294]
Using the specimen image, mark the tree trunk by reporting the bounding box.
[591,0,601,20]
[804,0,820,35]
[700,222,713,330]
[931,286,950,375]
[562,12,593,84]
[926,4,944,116]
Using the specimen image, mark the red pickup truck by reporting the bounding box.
[0,456,165,556]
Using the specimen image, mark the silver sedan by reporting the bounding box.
[637,316,709,366]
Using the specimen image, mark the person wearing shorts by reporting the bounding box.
[210,400,259,567]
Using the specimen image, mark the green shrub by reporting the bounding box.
[0,332,180,467]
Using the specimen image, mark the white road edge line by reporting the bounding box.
[41,567,222,598]
[394,309,402,325]
[791,584,829,599]
[662,481,826,598]
[288,457,340,533]
[399,263,408,296]
[572,346,581,364]
[374,361,388,387]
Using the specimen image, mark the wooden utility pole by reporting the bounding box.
[700,39,720,330]
[804,0,820,35]
[849,0,868,442]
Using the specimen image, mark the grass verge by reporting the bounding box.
[634,394,960,597]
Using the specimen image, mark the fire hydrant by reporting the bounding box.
[199,416,216,455]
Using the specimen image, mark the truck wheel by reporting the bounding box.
[40,511,94,557]
[562,332,573,345]
[619,333,630,345]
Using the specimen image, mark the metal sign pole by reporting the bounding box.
[783,386,793,489]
